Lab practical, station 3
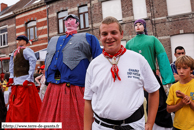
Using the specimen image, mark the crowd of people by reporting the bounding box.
[0,14,194,130]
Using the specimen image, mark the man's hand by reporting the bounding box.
[176,90,185,98]
[190,74,194,79]
[173,73,180,82]
[7,78,14,87]
[145,123,153,130]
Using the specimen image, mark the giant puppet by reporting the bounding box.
[6,35,41,123]
[126,19,175,130]
[37,14,102,130]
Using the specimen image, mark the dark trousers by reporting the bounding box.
[173,127,181,130]
[144,73,173,128]
[0,88,7,130]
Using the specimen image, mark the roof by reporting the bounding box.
[14,0,45,15]
[44,0,59,4]
[0,6,11,15]
[0,0,32,15]
[0,0,45,20]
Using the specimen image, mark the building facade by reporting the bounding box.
[44,0,194,62]
[0,0,194,63]
[14,0,48,53]
[0,0,48,57]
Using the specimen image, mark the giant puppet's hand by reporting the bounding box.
[7,78,14,87]
[23,80,30,88]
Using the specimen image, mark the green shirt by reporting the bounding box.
[126,34,175,85]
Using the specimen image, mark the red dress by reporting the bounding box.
[6,83,41,123]
[37,83,85,130]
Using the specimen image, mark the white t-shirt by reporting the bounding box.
[84,50,160,120]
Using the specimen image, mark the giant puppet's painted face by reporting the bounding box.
[65,17,79,32]
[135,22,144,33]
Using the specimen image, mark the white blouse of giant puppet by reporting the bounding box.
[65,17,79,33]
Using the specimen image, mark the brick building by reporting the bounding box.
[0,0,47,73]
[14,0,48,53]
[0,2,19,57]
[45,0,194,63]
[0,1,35,73]
[0,0,47,57]
[0,0,194,63]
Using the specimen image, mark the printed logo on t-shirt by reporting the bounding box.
[190,92,194,100]
[127,69,140,79]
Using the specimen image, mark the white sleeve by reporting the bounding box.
[142,60,160,93]
[8,87,11,93]
[84,64,94,100]
[9,52,14,78]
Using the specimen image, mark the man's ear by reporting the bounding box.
[121,30,124,39]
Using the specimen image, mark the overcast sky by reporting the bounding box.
[1,0,20,6]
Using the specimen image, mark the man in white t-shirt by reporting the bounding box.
[84,16,160,130]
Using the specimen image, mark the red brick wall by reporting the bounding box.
[46,0,194,63]
[15,6,48,52]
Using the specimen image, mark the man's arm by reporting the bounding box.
[173,73,180,82]
[86,34,102,58]
[171,63,179,82]
[145,90,159,130]
[84,100,93,130]
[35,74,42,86]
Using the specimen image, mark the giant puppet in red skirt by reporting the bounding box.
[38,83,84,129]
[37,14,102,130]
[6,35,41,128]
[6,83,41,123]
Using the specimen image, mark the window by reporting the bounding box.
[26,21,37,40]
[170,34,194,61]
[102,0,122,21]
[166,0,191,16]
[58,11,68,34]
[132,0,147,20]
[79,5,89,29]
[0,26,8,47]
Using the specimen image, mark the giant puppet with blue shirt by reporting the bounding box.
[6,35,41,123]
[37,14,102,129]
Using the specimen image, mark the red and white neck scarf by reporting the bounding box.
[102,45,127,82]
[14,46,26,57]
[65,30,77,38]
